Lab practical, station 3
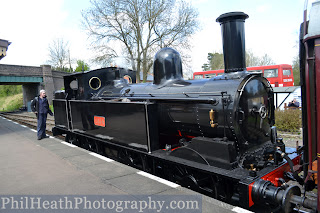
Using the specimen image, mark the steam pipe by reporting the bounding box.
[276,150,304,185]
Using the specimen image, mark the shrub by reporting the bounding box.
[0,85,22,97]
[275,109,302,132]
[0,93,23,112]
[6,101,23,112]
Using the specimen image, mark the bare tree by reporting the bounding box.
[201,50,275,73]
[82,0,199,82]
[91,45,119,67]
[47,38,72,72]
[246,50,274,67]
[259,53,275,66]
[246,50,261,67]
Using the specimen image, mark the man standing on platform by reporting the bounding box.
[31,90,53,140]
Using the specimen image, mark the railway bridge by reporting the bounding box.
[0,64,68,107]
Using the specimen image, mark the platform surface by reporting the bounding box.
[0,116,252,213]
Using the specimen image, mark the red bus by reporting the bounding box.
[193,64,294,87]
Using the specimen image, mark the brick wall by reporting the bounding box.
[0,64,42,76]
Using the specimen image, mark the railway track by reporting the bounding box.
[0,111,56,136]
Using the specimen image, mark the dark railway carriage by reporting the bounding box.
[53,10,319,213]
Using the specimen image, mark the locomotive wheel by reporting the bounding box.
[118,149,133,165]
[174,165,199,188]
[79,137,89,150]
[117,149,146,170]
[65,133,71,142]
[169,164,218,198]
[87,140,98,152]
[66,134,79,146]
[209,176,218,199]
[79,138,99,153]
[95,141,105,155]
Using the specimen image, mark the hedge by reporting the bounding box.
[275,109,302,132]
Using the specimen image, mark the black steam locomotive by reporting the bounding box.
[53,12,317,212]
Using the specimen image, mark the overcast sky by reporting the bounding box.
[0,0,315,77]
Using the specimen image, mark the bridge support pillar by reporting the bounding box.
[22,83,39,107]
[41,65,55,104]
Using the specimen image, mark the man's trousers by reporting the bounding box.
[37,113,47,139]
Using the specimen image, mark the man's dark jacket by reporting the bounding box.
[288,101,300,107]
[31,96,53,118]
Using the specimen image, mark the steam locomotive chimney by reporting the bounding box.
[216,12,249,73]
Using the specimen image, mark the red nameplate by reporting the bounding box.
[94,116,105,127]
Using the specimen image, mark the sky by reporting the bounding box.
[0,0,315,77]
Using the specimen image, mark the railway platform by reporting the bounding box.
[0,115,252,213]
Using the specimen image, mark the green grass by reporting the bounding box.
[0,93,23,112]
[0,98,5,108]
[0,85,22,97]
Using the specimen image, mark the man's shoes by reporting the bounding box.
[37,135,49,140]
